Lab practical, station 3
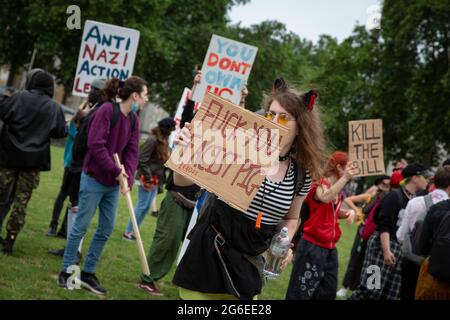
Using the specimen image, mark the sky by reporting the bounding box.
[228,0,382,43]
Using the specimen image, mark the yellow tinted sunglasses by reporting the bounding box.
[264,111,295,126]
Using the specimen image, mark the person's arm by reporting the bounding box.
[344,193,371,213]
[172,123,195,187]
[279,196,305,239]
[338,209,356,224]
[180,72,202,128]
[315,162,358,204]
[365,185,379,197]
[279,196,306,271]
[121,113,140,188]
[380,231,396,266]
[180,99,196,129]
[239,86,248,108]
[50,105,68,139]
[376,192,401,266]
[0,92,16,121]
[87,105,122,179]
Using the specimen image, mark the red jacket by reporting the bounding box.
[302,179,342,249]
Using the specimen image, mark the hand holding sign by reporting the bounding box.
[343,161,360,181]
[174,122,193,147]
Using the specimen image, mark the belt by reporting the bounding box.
[210,224,240,298]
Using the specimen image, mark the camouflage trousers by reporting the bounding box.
[0,167,40,236]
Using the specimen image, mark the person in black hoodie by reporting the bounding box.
[0,68,67,255]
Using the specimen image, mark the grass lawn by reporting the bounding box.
[0,145,357,300]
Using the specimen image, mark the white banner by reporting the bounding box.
[72,20,140,97]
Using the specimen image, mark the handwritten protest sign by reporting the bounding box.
[166,92,288,212]
[72,20,140,97]
[348,119,385,177]
[192,35,258,105]
[169,88,201,149]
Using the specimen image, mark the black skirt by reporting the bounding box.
[172,193,277,300]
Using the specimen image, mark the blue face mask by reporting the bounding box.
[131,102,139,113]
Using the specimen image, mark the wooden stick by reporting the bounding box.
[113,154,150,276]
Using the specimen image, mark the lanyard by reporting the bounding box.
[256,159,291,229]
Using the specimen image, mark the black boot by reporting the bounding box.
[47,224,57,237]
[2,233,17,256]
[48,248,66,257]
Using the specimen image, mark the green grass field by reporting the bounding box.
[0,145,357,300]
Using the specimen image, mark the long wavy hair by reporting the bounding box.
[151,127,170,163]
[264,78,326,180]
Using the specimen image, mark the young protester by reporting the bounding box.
[57,76,148,295]
[0,69,67,255]
[47,78,119,261]
[171,78,325,300]
[47,78,107,238]
[139,72,202,296]
[350,163,433,300]
[122,117,176,241]
[336,175,391,298]
[396,165,450,300]
[285,151,359,300]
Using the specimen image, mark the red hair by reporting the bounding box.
[390,170,404,188]
[324,151,348,177]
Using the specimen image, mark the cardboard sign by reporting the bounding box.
[168,88,201,149]
[72,20,140,97]
[166,92,288,213]
[192,35,258,105]
[348,119,385,177]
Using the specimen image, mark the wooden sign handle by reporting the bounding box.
[113,153,151,276]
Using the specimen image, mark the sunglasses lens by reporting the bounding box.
[264,112,273,120]
[278,114,289,126]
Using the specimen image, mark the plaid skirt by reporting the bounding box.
[350,231,403,300]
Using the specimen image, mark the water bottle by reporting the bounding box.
[264,227,291,278]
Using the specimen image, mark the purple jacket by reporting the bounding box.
[83,102,139,187]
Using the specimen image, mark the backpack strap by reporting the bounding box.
[292,158,305,196]
[423,194,433,211]
[110,102,136,131]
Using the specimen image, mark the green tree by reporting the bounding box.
[378,0,450,165]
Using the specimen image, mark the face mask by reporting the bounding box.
[131,102,139,113]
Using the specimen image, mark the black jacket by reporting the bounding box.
[419,199,450,256]
[375,188,410,240]
[0,71,67,171]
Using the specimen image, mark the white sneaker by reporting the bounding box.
[336,287,348,298]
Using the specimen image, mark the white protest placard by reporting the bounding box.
[348,119,386,177]
[72,20,140,97]
[192,34,258,105]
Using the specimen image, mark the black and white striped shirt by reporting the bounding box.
[244,161,312,226]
